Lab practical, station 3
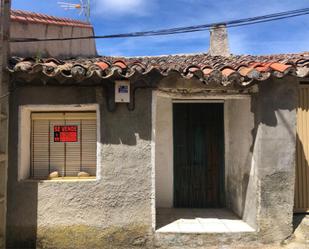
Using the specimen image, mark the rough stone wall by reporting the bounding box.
[6,86,153,249]
[253,77,298,243]
[10,21,97,58]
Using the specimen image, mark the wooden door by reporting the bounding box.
[295,85,309,213]
[173,103,225,208]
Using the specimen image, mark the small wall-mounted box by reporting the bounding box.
[115,80,130,103]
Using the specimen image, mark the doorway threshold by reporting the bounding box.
[156,208,255,233]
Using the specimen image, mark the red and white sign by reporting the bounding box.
[54,125,78,142]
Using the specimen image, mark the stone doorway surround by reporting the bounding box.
[153,78,298,246]
[153,91,258,231]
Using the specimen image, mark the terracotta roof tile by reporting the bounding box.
[254,65,270,72]
[221,68,236,77]
[269,62,291,73]
[113,60,127,69]
[10,9,93,29]
[238,66,254,77]
[202,67,214,76]
[8,52,309,87]
[95,61,110,71]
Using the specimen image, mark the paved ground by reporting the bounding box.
[155,210,309,249]
[156,208,254,233]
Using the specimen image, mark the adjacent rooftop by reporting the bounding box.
[10,9,92,28]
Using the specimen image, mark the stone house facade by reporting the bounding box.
[5,50,309,249]
[3,10,309,249]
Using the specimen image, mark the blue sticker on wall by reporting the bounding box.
[118,85,128,93]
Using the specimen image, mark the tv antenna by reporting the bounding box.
[58,0,91,22]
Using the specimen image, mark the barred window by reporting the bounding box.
[30,112,97,180]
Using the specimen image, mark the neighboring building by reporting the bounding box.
[5,20,309,249]
[10,10,97,58]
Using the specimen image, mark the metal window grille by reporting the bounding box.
[31,112,97,179]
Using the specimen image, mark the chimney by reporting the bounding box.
[209,24,230,57]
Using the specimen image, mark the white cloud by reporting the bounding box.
[92,0,155,17]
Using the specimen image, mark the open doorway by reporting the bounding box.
[154,96,256,233]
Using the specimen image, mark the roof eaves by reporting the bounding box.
[8,52,309,87]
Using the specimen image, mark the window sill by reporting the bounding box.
[21,176,97,183]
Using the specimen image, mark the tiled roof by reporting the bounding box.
[11,9,92,28]
[9,52,309,87]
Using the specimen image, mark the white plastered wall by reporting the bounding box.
[154,94,174,207]
[18,104,100,181]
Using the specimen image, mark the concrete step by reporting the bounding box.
[0,153,6,162]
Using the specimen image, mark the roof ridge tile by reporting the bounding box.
[10,9,93,28]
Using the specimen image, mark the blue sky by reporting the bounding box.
[12,0,309,56]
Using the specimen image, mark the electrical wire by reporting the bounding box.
[10,7,309,43]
